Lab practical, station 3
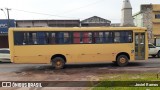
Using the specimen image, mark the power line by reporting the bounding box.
[9,0,106,19]
[5,8,156,22]
[59,0,105,15]
[5,8,11,28]
[11,8,79,19]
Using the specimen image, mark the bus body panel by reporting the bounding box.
[9,27,148,64]
[12,43,134,64]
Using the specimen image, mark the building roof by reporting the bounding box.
[16,19,80,22]
[81,16,111,24]
[134,4,160,16]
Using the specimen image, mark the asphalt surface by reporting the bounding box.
[0,58,159,73]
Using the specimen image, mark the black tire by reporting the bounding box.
[112,61,117,65]
[158,51,160,58]
[152,55,156,58]
[52,57,65,69]
[116,55,129,67]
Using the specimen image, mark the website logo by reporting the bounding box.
[2,82,11,87]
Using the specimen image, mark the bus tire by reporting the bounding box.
[116,55,128,67]
[158,51,160,58]
[52,57,65,69]
[152,55,156,58]
[112,61,117,65]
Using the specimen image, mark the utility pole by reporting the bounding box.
[5,8,11,29]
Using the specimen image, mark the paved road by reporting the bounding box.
[0,58,159,73]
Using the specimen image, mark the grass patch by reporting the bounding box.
[91,73,160,90]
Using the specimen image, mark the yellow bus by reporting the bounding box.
[9,27,148,69]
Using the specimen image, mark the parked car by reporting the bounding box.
[0,48,10,62]
[148,43,160,58]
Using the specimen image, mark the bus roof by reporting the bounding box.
[9,27,147,32]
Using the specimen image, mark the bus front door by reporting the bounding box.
[135,33,145,60]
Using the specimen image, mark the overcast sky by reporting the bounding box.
[0,0,160,23]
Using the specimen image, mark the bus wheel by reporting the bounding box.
[52,57,65,69]
[158,51,160,58]
[116,55,128,67]
[152,55,156,58]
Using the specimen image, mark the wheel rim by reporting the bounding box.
[120,57,126,64]
[56,60,62,67]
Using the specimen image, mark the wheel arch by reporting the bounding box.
[116,52,130,61]
[51,54,66,63]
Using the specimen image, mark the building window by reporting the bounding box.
[155,14,160,19]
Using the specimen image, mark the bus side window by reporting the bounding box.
[94,32,103,43]
[94,32,99,43]
[73,32,84,44]
[22,32,28,45]
[120,32,127,43]
[64,32,71,44]
[56,32,63,44]
[49,32,56,44]
[114,32,120,43]
[127,32,132,43]
[88,32,92,43]
[33,32,38,44]
[99,32,103,43]
[83,32,92,43]
[80,32,83,43]
[14,32,24,45]
[27,32,34,45]
[114,31,132,43]
[104,32,113,43]
[24,32,37,45]
[55,32,71,44]
[73,32,93,44]
[73,32,81,44]
[119,31,132,43]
